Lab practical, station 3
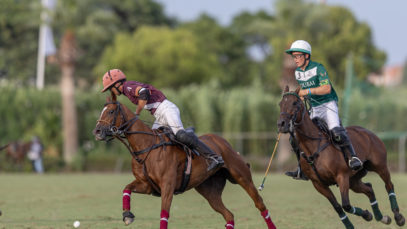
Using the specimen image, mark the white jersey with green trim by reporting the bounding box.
[295,60,338,107]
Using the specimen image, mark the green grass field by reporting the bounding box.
[0,173,406,229]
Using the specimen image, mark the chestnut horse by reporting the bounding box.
[92,94,276,229]
[277,86,405,229]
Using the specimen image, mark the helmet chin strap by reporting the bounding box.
[112,82,123,95]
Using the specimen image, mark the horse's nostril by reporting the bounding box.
[277,120,285,128]
[93,128,100,136]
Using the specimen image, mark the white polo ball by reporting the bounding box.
[73,220,80,228]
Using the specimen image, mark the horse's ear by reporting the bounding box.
[106,95,111,103]
[284,85,289,93]
[295,86,301,94]
[111,91,117,102]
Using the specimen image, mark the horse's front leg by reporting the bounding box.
[122,179,152,225]
[337,174,372,222]
[159,175,177,229]
[311,181,354,229]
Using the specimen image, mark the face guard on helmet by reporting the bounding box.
[101,69,126,92]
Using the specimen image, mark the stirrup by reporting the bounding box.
[207,156,224,171]
[349,156,363,170]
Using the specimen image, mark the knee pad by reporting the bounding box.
[176,129,198,146]
[331,126,349,145]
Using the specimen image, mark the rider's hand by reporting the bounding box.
[298,89,309,98]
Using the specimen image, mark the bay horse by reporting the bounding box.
[277,86,405,229]
[92,93,277,229]
[0,141,31,166]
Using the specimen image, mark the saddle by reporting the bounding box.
[156,126,199,157]
[311,117,341,151]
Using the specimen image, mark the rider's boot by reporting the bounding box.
[345,144,363,171]
[285,165,309,180]
[331,126,363,171]
[176,129,224,171]
[285,134,308,181]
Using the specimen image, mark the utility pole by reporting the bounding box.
[342,53,354,127]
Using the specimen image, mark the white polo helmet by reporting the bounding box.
[285,40,311,55]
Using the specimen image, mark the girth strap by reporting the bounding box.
[142,152,193,196]
[300,142,331,186]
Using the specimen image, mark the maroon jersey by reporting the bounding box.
[122,81,166,115]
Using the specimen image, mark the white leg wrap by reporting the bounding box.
[389,192,396,197]
[340,215,348,221]
[160,217,168,222]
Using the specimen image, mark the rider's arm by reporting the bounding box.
[299,64,331,97]
[134,86,151,115]
[299,84,331,97]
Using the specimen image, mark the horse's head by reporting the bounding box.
[277,86,306,133]
[93,92,135,141]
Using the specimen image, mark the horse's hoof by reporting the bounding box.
[362,210,372,221]
[381,215,391,225]
[395,213,405,226]
[123,211,135,226]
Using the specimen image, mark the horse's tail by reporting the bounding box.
[0,143,10,152]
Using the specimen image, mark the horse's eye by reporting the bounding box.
[293,101,298,106]
[109,110,114,114]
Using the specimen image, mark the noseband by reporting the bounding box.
[97,101,139,137]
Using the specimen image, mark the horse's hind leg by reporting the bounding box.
[195,174,235,229]
[377,166,405,226]
[349,178,392,224]
[227,164,276,228]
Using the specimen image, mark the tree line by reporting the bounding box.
[0,0,392,168]
[1,0,385,91]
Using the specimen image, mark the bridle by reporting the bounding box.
[280,92,326,141]
[97,101,139,138]
[96,101,173,163]
[280,92,331,186]
[280,92,306,130]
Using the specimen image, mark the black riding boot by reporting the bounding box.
[285,134,308,181]
[331,127,363,171]
[285,166,309,180]
[176,129,224,171]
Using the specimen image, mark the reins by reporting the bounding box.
[97,101,192,195]
[98,101,173,163]
[282,92,331,186]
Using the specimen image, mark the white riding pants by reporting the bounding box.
[152,99,184,134]
[310,100,340,130]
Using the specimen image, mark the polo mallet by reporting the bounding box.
[258,133,281,191]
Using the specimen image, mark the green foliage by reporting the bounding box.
[1,82,407,170]
[52,0,176,86]
[231,0,386,92]
[97,26,220,88]
[180,15,254,87]
[0,0,40,82]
